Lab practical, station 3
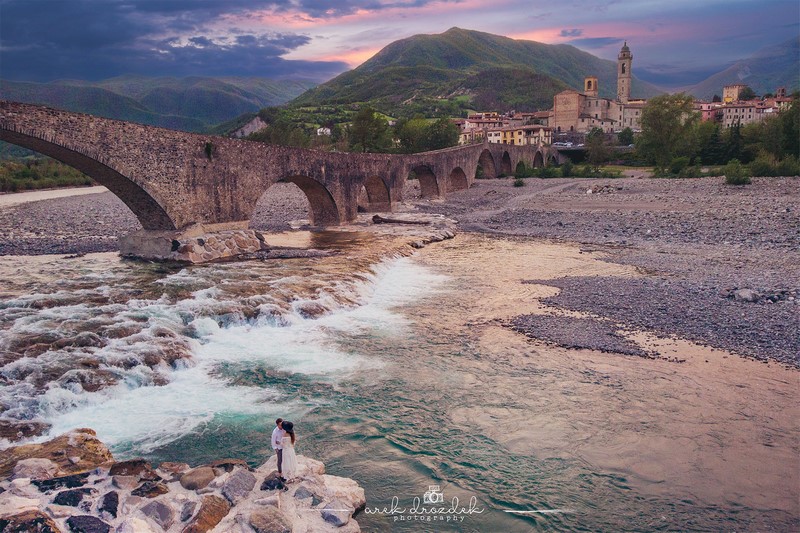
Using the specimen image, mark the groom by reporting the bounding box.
[271,418,286,481]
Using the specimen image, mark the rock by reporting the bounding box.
[221,468,257,505]
[9,477,41,498]
[112,475,139,490]
[0,510,62,532]
[734,288,760,302]
[181,494,231,533]
[249,507,292,533]
[180,466,216,490]
[321,499,353,527]
[131,481,169,498]
[122,495,143,514]
[65,515,111,533]
[116,518,159,533]
[209,458,251,473]
[46,504,77,519]
[0,429,112,479]
[180,501,197,522]
[293,485,316,501]
[260,471,286,491]
[109,459,159,480]
[410,240,425,249]
[11,458,60,480]
[141,500,175,530]
[98,491,118,518]
[53,488,94,507]
[0,493,41,513]
[33,472,90,493]
[157,461,190,477]
[253,494,281,508]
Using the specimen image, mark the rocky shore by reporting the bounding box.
[0,429,366,533]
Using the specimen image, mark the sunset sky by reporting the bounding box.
[1,0,798,87]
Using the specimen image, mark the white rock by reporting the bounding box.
[46,504,77,518]
[0,493,41,513]
[11,458,60,481]
[253,494,281,508]
[9,477,41,498]
[117,517,160,533]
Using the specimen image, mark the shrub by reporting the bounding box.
[669,156,690,175]
[560,160,573,177]
[723,159,751,185]
[513,177,525,187]
[776,155,800,177]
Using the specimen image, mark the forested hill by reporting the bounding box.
[291,27,663,116]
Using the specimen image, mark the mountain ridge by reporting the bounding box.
[0,76,316,132]
[291,27,663,115]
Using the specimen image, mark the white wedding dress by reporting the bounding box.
[281,435,298,480]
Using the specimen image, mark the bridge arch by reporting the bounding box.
[412,165,439,198]
[447,167,468,192]
[278,175,340,226]
[533,151,544,168]
[0,129,175,230]
[477,149,496,179]
[500,151,513,176]
[358,175,391,212]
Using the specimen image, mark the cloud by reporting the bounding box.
[560,29,583,37]
[0,0,346,81]
[568,36,624,48]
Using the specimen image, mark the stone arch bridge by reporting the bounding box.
[0,101,560,257]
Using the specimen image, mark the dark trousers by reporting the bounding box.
[276,448,283,473]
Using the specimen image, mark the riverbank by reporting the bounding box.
[0,176,797,366]
[1,428,366,532]
[412,176,799,366]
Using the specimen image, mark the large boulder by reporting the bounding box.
[131,481,169,498]
[180,466,216,490]
[221,468,256,505]
[108,459,159,481]
[0,429,112,479]
[249,507,292,533]
[65,515,111,533]
[181,494,230,533]
[0,510,62,532]
[11,458,60,480]
[321,499,353,527]
[141,500,175,530]
[259,471,286,492]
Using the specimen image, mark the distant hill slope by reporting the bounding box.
[292,27,662,115]
[0,76,316,132]
[686,37,800,100]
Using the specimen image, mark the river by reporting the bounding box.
[0,230,797,531]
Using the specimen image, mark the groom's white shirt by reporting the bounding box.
[272,426,285,450]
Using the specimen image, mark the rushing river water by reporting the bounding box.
[1,231,797,531]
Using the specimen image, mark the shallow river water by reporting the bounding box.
[1,231,797,531]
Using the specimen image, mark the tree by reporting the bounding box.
[586,127,610,170]
[617,127,634,146]
[636,93,699,168]
[739,86,757,101]
[425,118,459,151]
[712,94,722,103]
[349,107,393,153]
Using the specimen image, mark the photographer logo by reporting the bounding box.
[423,485,444,504]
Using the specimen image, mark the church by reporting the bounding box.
[549,42,646,134]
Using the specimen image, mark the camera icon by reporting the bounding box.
[423,485,444,504]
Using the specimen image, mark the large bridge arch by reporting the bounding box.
[0,129,175,230]
[500,151,513,176]
[477,149,496,179]
[412,165,440,198]
[533,151,544,168]
[278,175,340,226]
[358,175,391,212]
[447,167,468,192]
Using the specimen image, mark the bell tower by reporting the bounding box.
[617,41,632,103]
[584,76,599,97]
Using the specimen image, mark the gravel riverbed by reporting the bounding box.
[1,176,797,366]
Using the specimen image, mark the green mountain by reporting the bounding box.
[0,76,317,132]
[686,37,800,100]
[291,27,662,115]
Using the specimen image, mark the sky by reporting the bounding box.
[0,0,798,87]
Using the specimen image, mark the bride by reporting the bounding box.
[281,421,298,482]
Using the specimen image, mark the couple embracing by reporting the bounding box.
[271,418,297,482]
